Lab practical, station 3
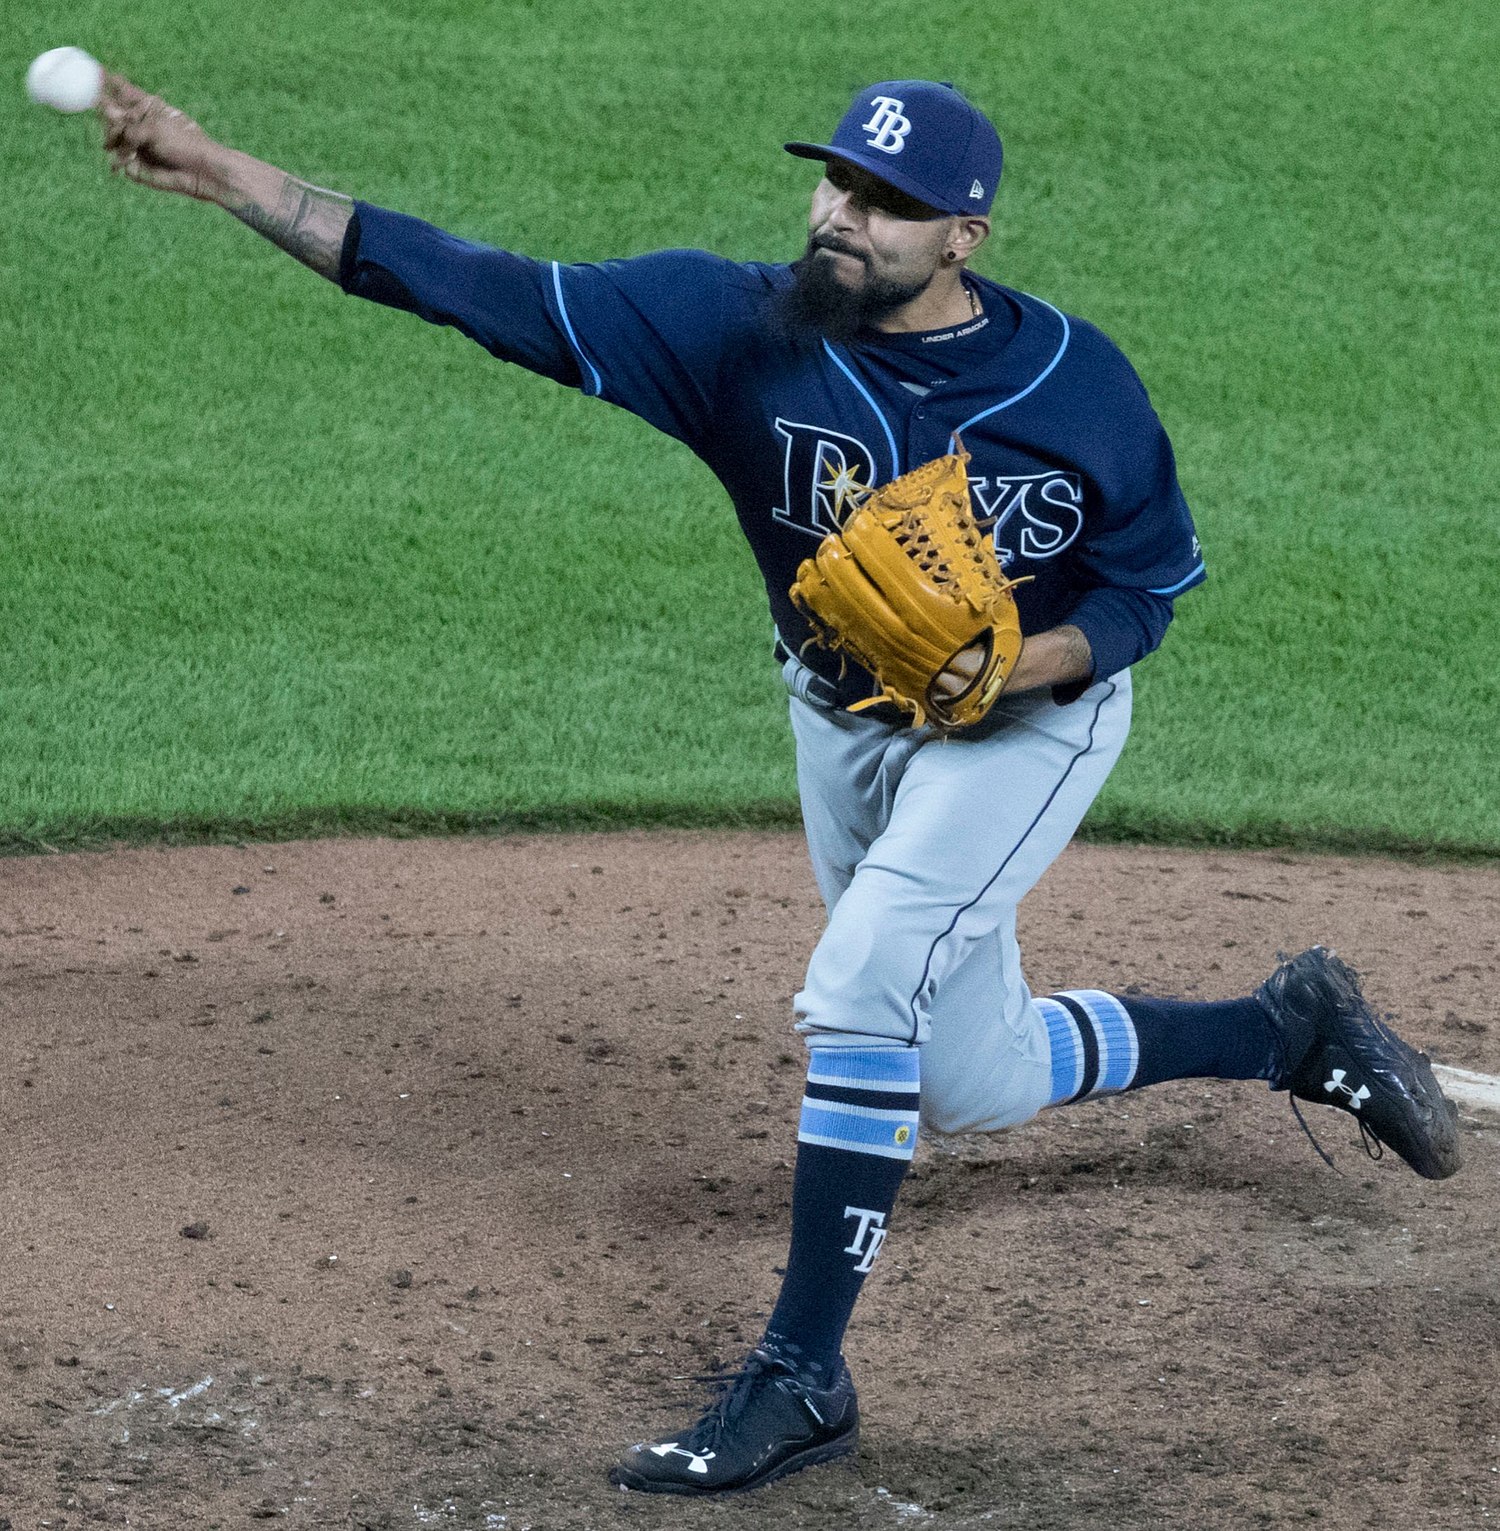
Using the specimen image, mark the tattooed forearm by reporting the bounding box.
[1002,623,1095,695]
[223,167,353,282]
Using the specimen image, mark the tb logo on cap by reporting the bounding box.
[862,95,911,154]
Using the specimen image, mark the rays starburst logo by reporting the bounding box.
[821,462,872,522]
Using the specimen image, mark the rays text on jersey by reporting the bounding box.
[773,420,1083,566]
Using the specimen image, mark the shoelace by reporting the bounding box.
[1286,1093,1338,1171]
[1285,1087,1387,1172]
[673,1351,794,1451]
[1264,1002,1335,1170]
[1357,1116,1387,1163]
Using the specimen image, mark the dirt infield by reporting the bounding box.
[2,832,1498,1530]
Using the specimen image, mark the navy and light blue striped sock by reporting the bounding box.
[763,1045,920,1375]
[1039,988,1280,1108]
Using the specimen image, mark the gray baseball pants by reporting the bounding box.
[784,655,1133,1134]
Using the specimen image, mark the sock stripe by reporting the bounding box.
[804,1080,922,1112]
[799,1046,920,1161]
[805,1050,920,1092]
[1061,990,1140,1092]
[1038,996,1084,1103]
[1056,994,1101,1102]
[1040,991,1141,1106]
[798,1104,920,1160]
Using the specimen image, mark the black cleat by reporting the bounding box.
[1256,946,1461,1180]
[610,1340,859,1496]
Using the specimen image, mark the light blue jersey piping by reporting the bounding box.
[947,293,1071,450]
[1149,562,1206,596]
[822,340,901,481]
[550,262,603,397]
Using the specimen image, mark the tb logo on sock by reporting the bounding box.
[843,1206,889,1273]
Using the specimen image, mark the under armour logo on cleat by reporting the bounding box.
[649,1442,717,1474]
[1324,1068,1371,1110]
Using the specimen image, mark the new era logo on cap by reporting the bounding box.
[785,80,1004,216]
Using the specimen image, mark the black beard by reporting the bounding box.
[775,239,933,344]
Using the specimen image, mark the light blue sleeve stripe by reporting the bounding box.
[822,340,901,482]
[1038,997,1083,1107]
[1148,562,1207,596]
[948,294,1071,448]
[550,261,603,398]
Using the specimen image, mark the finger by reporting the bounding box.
[101,72,149,108]
[121,155,192,196]
[100,91,133,141]
[110,102,155,155]
[121,153,160,188]
[110,129,150,172]
[103,98,145,150]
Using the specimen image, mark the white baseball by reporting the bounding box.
[25,47,104,114]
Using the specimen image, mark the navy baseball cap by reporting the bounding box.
[785,80,1003,216]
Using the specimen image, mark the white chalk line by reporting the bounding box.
[90,1376,214,1417]
[1433,1064,1500,1115]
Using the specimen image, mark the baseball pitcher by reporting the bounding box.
[97,72,1461,1496]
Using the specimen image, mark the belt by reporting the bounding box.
[774,639,911,728]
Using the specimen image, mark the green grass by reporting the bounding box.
[4,0,1497,855]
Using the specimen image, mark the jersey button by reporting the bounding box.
[914,407,927,420]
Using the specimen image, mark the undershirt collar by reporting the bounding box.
[847,281,1023,388]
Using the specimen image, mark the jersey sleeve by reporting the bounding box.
[338,202,734,450]
[1058,330,1207,682]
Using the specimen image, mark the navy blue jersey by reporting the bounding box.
[339,204,1205,701]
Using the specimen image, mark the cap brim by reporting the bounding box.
[783,141,968,217]
[784,141,841,162]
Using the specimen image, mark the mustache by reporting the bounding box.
[809,235,868,264]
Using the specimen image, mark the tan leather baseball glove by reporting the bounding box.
[789,448,1025,731]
